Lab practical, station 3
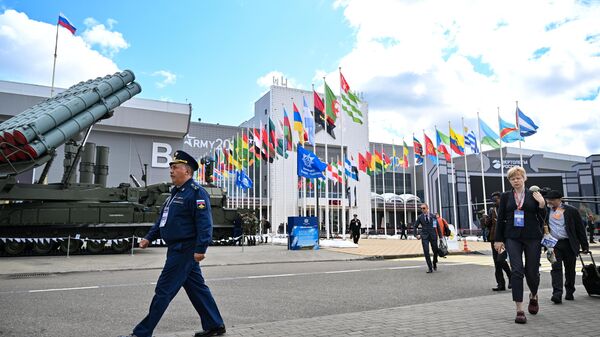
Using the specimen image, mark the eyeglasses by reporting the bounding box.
[420,207,427,210]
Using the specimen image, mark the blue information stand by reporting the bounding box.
[287,216,319,250]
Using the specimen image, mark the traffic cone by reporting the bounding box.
[463,238,471,253]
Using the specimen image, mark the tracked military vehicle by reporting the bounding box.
[0,71,238,256]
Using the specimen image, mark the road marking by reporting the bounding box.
[0,261,504,295]
[29,286,99,293]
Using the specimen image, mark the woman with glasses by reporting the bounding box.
[413,203,442,273]
[494,166,546,324]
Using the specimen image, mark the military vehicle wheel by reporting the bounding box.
[4,241,26,255]
[86,240,105,254]
[59,239,82,254]
[32,241,55,255]
[111,240,131,253]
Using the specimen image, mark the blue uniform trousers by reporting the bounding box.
[133,241,224,337]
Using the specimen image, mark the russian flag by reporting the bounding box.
[516,107,539,137]
[58,13,76,34]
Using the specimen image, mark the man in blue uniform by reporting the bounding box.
[119,150,226,337]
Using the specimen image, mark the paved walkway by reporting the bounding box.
[157,287,600,337]
[330,237,491,257]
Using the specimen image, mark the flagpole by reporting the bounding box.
[258,125,263,233]
[381,143,387,236]
[412,133,418,227]
[516,101,523,167]
[462,118,474,231]
[266,117,271,234]
[50,19,60,97]
[246,127,250,209]
[338,67,347,240]
[449,121,458,229]
[373,143,378,233]
[325,143,330,239]
[422,130,429,206]
[476,112,488,227]
[434,126,443,216]
[252,127,256,211]
[402,138,408,229]
[392,141,397,236]
[497,107,506,192]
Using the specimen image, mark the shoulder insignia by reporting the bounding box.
[196,199,206,209]
[191,183,199,190]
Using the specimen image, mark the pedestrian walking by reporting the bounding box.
[486,191,512,291]
[119,150,226,337]
[494,166,546,324]
[349,214,362,244]
[544,190,589,304]
[399,222,408,240]
[587,213,596,244]
[414,203,442,273]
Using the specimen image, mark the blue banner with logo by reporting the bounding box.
[297,145,327,179]
[287,216,319,250]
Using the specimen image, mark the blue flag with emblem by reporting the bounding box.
[236,169,253,189]
[297,145,327,179]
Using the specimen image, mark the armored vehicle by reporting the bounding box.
[0,71,238,256]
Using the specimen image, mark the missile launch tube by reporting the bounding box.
[23,82,141,159]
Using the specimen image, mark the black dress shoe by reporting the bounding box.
[195,325,226,337]
[426,269,433,273]
[492,286,506,291]
[433,263,437,271]
[551,295,562,304]
[565,293,574,300]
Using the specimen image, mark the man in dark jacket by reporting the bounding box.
[587,213,596,244]
[545,190,590,304]
[349,214,362,244]
[414,203,442,273]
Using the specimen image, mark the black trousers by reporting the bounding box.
[506,238,541,302]
[400,231,407,240]
[421,235,438,270]
[351,231,360,244]
[491,242,511,287]
[551,239,577,297]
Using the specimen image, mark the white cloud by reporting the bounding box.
[152,70,177,88]
[82,17,129,57]
[0,9,120,88]
[333,0,600,156]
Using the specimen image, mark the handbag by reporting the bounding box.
[438,237,448,257]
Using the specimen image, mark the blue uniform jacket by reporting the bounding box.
[145,178,213,254]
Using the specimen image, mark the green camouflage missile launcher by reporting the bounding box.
[0,71,241,256]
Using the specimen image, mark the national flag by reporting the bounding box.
[402,141,410,169]
[464,128,480,154]
[391,147,400,168]
[382,151,391,169]
[282,108,293,151]
[236,169,253,189]
[374,150,384,172]
[313,90,326,129]
[365,151,374,175]
[449,127,465,155]
[262,125,275,162]
[340,71,363,124]
[292,102,305,145]
[436,129,451,162]
[303,96,315,145]
[324,81,338,138]
[499,116,523,143]
[358,152,368,173]
[478,118,501,149]
[413,136,424,165]
[424,133,438,164]
[326,162,339,183]
[268,117,278,151]
[516,107,539,137]
[242,131,249,160]
[350,155,359,181]
[344,158,358,181]
[335,161,343,183]
[58,13,77,34]
[252,128,264,160]
[297,146,327,179]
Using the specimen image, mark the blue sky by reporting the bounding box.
[0,0,354,125]
[1,0,600,156]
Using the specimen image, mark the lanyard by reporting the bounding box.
[513,190,525,210]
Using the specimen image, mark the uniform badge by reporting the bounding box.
[196,199,206,209]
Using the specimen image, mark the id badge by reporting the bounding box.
[432,219,438,228]
[514,210,525,227]
[159,206,169,227]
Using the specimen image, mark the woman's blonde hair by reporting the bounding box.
[506,166,526,180]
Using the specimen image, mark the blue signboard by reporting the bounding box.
[287,216,319,250]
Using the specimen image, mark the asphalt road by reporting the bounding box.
[0,256,557,337]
